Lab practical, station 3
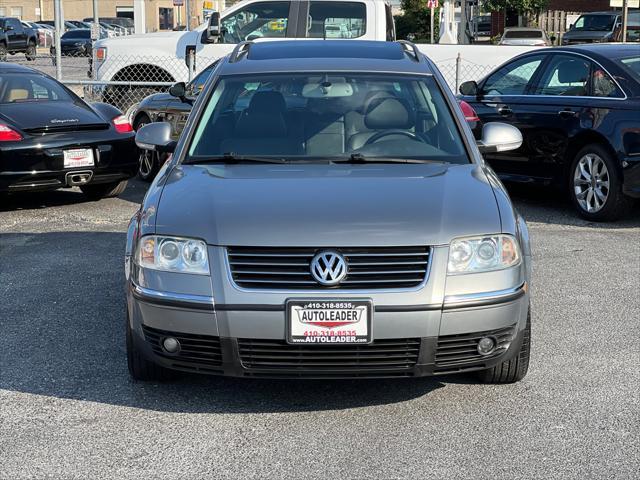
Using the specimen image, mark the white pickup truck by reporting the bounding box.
[93,0,396,88]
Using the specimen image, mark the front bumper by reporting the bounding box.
[127,280,529,379]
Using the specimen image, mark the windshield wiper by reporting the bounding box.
[185,153,288,165]
[332,154,441,164]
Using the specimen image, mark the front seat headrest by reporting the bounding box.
[247,91,287,113]
[364,97,414,130]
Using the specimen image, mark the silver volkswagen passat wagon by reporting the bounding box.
[126,40,531,383]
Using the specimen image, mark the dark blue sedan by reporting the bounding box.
[459,44,640,221]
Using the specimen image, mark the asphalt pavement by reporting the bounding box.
[0,180,638,479]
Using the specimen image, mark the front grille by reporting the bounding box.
[142,325,223,372]
[238,338,421,377]
[435,325,516,371]
[228,246,430,290]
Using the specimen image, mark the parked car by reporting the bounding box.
[0,63,137,199]
[126,40,531,383]
[39,20,82,32]
[561,10,639,45]
[472,15,492,41]
[459,44,640,221]
[613,11,640,42]
[83,16,134,34]
[0,17,38,61]
[499,27,553,46]
[20,21,50,47]
[50,29,97,57]
[131,61,219,180]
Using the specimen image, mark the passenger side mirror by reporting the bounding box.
[135,122,176,154]
[477,122,522,154]
[206,12,221,42]
[459,80,478,97]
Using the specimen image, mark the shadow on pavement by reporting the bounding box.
[0,179,147,212]
[0,231,445,414]
[507,183,640,229]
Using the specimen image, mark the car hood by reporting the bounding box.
[563,30,611,40]
[0,101,106,131]
[155,163,501,247]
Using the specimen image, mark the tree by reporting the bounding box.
[395,0,436,41]
[482,0,549,13]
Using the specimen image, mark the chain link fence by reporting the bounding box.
[5,48,499,114]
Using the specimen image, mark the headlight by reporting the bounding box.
[447,234,521,274]
[135,235,209,275]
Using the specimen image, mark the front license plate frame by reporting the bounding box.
[286,299,373,345]
[63,148,94,168]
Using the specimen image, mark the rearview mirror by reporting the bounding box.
[135,122,176,153]
[206,12,221,42]
[459,80,478,97]
[477,122,522,154]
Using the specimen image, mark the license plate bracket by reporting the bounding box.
[286,299,373,345]
[63,148,94,168]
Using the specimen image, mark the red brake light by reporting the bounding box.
[0,124,23,142]
[458,100,480,123]
[112,115,133,134]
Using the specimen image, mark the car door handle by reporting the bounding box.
[558,109,577,118]
[498,107,513,117]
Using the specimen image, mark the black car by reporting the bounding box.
[0,63,137,199]
[0,17,38,61]
[459,44,640,221]
[131,61,218,181]
[50,29,94,57]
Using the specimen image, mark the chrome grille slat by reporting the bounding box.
[228,246,430,290]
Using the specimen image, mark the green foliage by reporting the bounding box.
[396,0,437,41]
[483,0,549,13]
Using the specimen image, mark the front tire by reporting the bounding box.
[476,310,531,384]
[569,144,632,222]
[80,180,128,200]
[25,41,37,61]
[134,115,160,182]
[0,43,7,62]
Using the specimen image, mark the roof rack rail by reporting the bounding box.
[397,40,421,62]
[229,41,253,63]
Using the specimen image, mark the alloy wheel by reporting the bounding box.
[573,153,610,213]
[136,121,156,179]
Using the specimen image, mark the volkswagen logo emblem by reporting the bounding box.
[310,251,348,286]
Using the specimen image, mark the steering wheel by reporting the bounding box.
[364,130,421,146]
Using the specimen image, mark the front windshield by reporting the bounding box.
[572,14,616,32]
[187,73,468,164]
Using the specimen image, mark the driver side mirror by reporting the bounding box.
[135,122,176,154]
[459,80,479,97]
[169,81,194,105]
[477,122,522,154]
[206,11,221,42]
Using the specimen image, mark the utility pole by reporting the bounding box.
[185,0,191,31]
[53,0,62,80]
[459,0,468,44]
[621,0,629,42]
[93,0,99,26]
